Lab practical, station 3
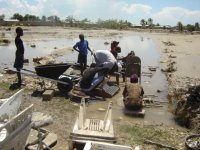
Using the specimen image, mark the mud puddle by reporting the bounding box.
[0,31,178,127]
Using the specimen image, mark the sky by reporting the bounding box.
[0,0,200,26]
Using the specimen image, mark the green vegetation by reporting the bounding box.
[53,96,79,113]
[0,82,10,90]
[119,125,179,147]
[177,21,184,31]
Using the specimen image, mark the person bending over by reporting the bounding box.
[93,50,122,75]
[80,63,108,89]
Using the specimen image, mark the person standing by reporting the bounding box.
[14,27,24,87]
[73,34,93,75]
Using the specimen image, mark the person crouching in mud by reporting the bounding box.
[123,74,144,111]
[13,27,24,88]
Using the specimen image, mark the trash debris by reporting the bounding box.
[98,107,106,112]
[104,41,109,45]
[23,59,29,63]
[148,66,157,71]
[4,68,16,74]
[30,44,36,48]
[185,134,200,150]
[162,41,175,46]
[144,140,177,150]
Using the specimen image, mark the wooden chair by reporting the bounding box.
[70,99,116,149]
[122,55,141,84]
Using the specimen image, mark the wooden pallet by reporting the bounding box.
[124,109,145,117]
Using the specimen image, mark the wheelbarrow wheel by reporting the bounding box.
[57,76,73,93]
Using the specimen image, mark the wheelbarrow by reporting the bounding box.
[21,63,81,93]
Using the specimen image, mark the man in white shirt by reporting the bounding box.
[93,50,122,74]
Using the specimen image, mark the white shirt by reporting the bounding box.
[94,50,117,69]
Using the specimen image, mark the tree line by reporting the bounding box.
[0,13,133,29]
[140,18,199,32]
[0,13,199,31]
[177,21,199,32]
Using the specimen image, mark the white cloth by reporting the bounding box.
[94,50,117,70]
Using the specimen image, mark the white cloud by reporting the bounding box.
[121,3,152,14]
[0,0,199,26]
[152,7,200,26]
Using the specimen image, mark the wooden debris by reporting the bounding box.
[4,68,16,74]
[148,66,157,71]
[42,89,54,101]
[30,44,36,48]
[23,59,29,63]
[124,109,145,117]
[104,41,109,45]
[144,140,177,150]
[162,41,175,46]
[169,55,176,58]
[33,57,44,63]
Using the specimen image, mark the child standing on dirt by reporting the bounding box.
[14,27,24,87]
[73,34,93,75]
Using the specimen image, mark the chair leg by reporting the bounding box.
[116,74,119,85]
[122,74,126,82]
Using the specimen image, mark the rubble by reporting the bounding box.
[166,72,200,132]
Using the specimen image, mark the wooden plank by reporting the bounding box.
[124,109,145,117]
[42,90,54,101]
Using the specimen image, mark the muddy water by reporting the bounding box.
[0,32,176,126]
[82,34,176,127]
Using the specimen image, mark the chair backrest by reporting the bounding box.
[125,55,141,81]
[0,104,33,150]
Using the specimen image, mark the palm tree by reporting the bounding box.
[148,18,153,28]
[0,14,5,21]
[195,22,199,31]
[140,19,146,27]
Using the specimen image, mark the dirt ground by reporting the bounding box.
[0,27,200,150]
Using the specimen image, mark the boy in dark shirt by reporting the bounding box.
[14,27,24,87]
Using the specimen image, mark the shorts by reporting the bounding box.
[14,54,23,69]
[78,53,87,65]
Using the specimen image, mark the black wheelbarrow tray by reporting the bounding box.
[22,63,80,93]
